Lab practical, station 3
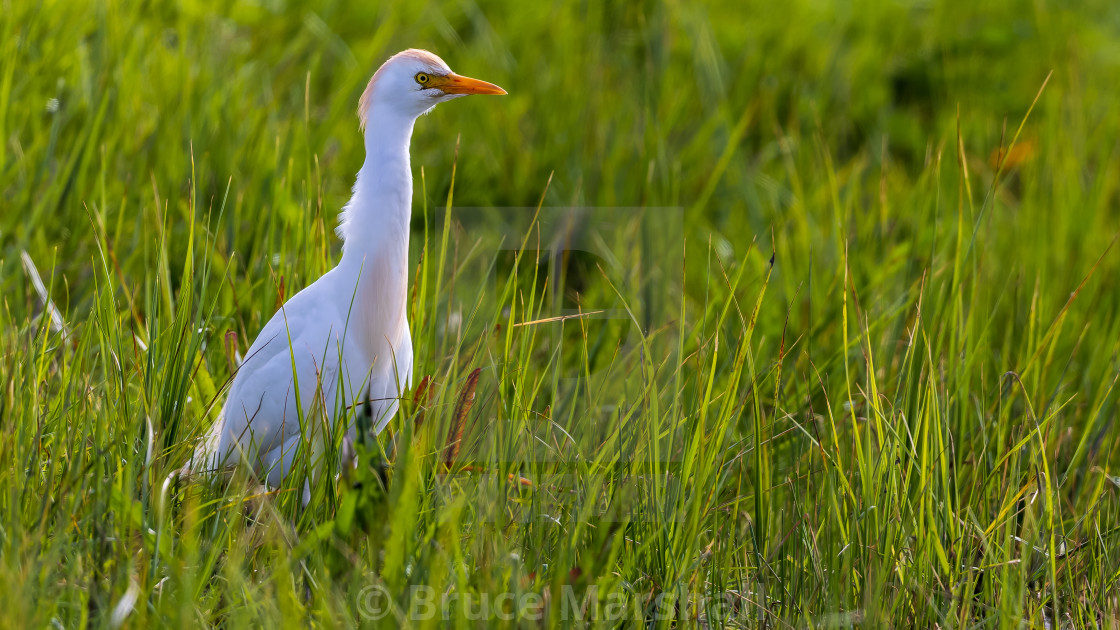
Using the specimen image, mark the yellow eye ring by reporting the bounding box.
[415,73,430,86]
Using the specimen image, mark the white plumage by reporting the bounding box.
[192,49,505,487]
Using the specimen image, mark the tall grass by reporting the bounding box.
[3,0,1120,626]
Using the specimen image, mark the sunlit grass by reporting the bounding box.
[3,0,1120,627]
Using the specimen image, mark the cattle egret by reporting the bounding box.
[192,49,505,488]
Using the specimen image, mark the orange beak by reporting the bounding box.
[437,73,507,95]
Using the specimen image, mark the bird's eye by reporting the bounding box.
[415,73,430,86]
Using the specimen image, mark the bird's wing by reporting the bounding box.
[195,279,368,478]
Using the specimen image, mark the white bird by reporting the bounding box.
[192,49,505,488]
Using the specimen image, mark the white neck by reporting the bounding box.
[334,101,418,359]
[339,103,417,260]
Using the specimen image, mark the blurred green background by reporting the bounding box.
[5,0,1120,307]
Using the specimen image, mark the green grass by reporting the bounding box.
[4,0,1120,626]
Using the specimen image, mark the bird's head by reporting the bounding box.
[359,49,506,127]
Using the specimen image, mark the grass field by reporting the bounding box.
[4,0,1120,626]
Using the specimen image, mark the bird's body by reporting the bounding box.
[192,49,504,486]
